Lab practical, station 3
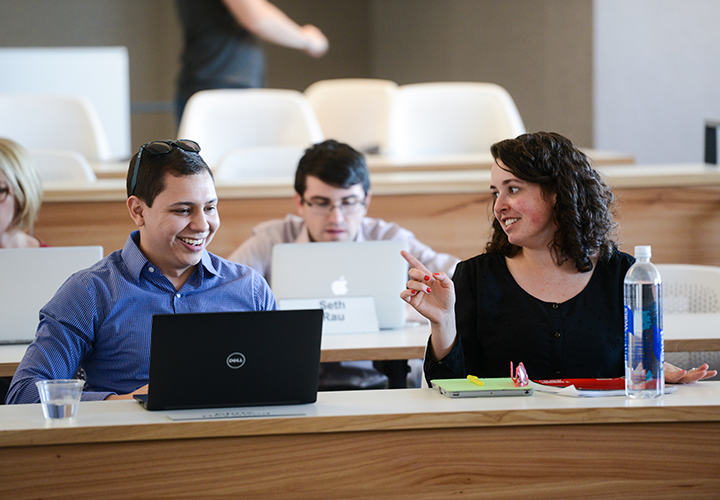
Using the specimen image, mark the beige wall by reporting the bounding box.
[369,0,593,147]
[0,0,593,152]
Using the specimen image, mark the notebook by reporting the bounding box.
[271,240,409,330]
[0,245,104,344]
[134,309,324,411]
[431,378,535,398]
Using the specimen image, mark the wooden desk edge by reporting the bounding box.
[2,403,719,449]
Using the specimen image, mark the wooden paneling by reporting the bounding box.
[1,421,718,499]
[34,185,720,266]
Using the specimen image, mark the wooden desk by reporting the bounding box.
[91,149,634,179]
[1,383,719,499]
[35,164,720,266]
[2,316,716,379]
[366,148,634,172]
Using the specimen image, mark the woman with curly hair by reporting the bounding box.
[401,132,715,385]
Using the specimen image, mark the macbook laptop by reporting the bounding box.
[0,246,104,344]
[134,309,323,411]
[271,240,409,330]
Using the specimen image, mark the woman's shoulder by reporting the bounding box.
[454,252,505,278]
[602,248,635,271]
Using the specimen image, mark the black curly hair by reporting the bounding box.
[486,131,618,273]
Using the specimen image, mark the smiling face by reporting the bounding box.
[128,171,219,287]
[294,175,369,242]
[490,160,557,252]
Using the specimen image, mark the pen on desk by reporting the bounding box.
[466,375,484,387]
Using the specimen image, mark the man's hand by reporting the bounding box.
[105,384,149,401]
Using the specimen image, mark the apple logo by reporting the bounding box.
[331,276,348,296]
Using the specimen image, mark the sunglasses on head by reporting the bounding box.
[129,139,201,196]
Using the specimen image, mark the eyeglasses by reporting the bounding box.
[129,139,201,196]
[510,361,529,387]
[0,187,10,203]
[301,197,366,216]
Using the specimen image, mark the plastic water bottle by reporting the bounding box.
[624,245,664,398]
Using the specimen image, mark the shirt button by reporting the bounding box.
[148,267,155,273]
[554,332,561,338]
[552,303,559,309]
[176,293,181,299]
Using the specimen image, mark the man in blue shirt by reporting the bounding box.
[6,140,276,404]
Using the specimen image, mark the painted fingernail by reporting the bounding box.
[426,287,432,293]
[411,290,417,295]
[433,273,440,276]
[424,275,430,281]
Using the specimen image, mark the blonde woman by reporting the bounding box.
[0,138,45,248]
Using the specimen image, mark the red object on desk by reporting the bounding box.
[532,378,625,391]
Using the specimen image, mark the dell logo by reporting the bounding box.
[226,352,246,369]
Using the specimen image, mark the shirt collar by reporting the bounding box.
[122,230,221,282]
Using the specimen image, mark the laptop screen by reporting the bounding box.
[0,246,103,344]
[141,309,323,411]
[271,240,409,330]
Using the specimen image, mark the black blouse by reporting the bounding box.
[424,250,635,382]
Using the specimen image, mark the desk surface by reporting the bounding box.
[1,384,719,499]
[54,163,720,202]
[0,382,718,442]
[2,316,717,378]
[91,149,635,179]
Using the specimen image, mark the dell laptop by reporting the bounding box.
[135,309,323,411]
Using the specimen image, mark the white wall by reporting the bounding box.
[594,0,720,163]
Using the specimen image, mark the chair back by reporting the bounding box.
[177,89,324,167]
[385,82,525,160]
[0,93,112,162]
[29,149,97,184]
[214,146,305,183]
[305,79,397,154]
[655,264,720,314]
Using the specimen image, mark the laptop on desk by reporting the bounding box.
[271,240,409,331]
[0,246,103,344]
[134,309,323,411]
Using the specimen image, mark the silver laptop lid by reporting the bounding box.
[0,246,103,344]
[271,240,409,330]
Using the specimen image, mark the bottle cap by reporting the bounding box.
[634,245,652,259]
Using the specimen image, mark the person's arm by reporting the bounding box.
[222,0,328,57]
[6,305,105,404]
[400,251,457,360]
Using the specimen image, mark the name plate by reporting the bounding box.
[279,297,379,334]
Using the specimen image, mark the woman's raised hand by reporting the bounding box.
[399,250,456,326]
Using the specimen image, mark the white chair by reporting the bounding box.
[177,89,324,168]
[29,149,97,184]
[655,264,720,314]
[214,145,305,183]
[304,79,397,154]
[385,82,525,160]
[0,93,112,162]
[655,264,720,379]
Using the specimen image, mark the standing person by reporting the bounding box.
[401,131,716,385]
[0,138,45,249]
[229,139,459,389]
[175,0,329,120]
[6,140,276,404]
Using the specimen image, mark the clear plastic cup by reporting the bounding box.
[35,379,84,420]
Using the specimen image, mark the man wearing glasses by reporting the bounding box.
[7,140,276,404]
[229,139,458,389]
[229,139,459,285]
